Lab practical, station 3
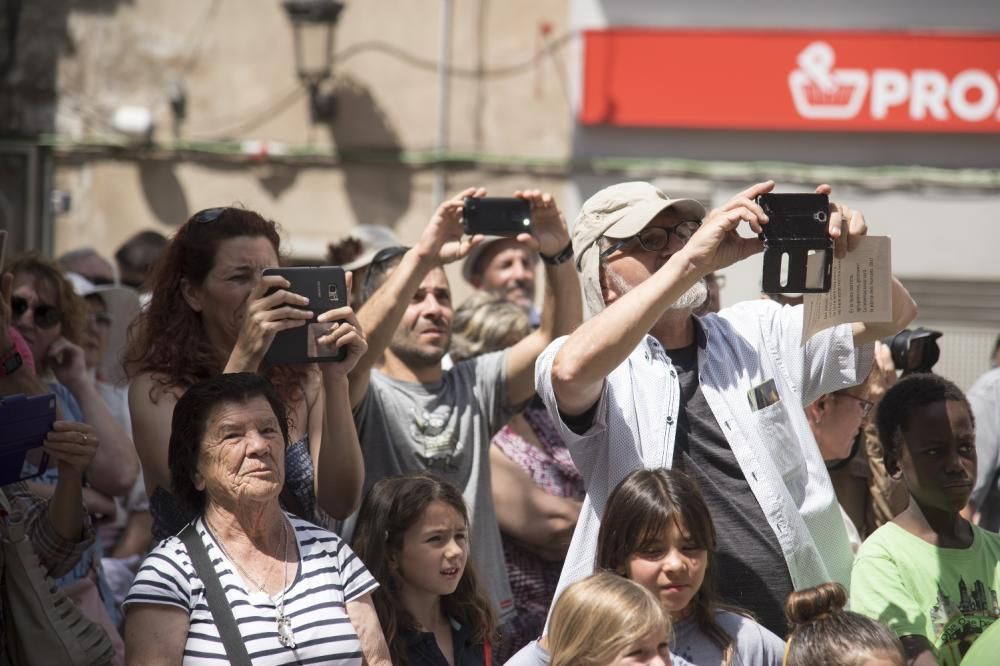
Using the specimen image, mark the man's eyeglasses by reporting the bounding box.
[839,392,874,417]
[600,220,702,259]
[191,207,229,224]
[11,296,62,329]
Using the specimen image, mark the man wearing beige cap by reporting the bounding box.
[534,180,917,636]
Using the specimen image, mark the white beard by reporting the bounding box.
[671,279,708,311]
[606,268,708,311]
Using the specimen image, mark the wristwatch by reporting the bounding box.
[0,345,22,377]
[540,241,574,266]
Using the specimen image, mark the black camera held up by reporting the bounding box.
[882,327,942,375]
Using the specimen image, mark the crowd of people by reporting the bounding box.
[1,180,997,666]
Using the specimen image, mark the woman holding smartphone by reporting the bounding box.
[125,206,367,539]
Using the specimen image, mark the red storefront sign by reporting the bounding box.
[580,30,1000,132]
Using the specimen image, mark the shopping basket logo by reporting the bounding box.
[788,41,869,120]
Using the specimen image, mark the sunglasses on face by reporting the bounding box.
[11,296,62,329]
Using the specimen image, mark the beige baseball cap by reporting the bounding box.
[572,182,706,318]
[572,181,706,266]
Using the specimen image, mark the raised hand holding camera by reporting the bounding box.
[420,187,486,265]
[816,183,869,259]
[262,266,350,365]
[677,180,773,275]
[511,189,571,259]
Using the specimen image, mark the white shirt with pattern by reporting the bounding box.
[534,299,873,612]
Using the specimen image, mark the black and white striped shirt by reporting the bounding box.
[124,513,377,665]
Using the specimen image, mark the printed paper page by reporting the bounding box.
[802,236,892,343]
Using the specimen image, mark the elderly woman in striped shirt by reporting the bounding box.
[124,373,389,665]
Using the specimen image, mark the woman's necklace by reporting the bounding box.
[207,516,296,649]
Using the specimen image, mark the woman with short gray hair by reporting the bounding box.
[124,373,389,665]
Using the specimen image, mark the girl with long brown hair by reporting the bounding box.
[352,473,496,665]
[125,206,366,538]
[596,468,785,666]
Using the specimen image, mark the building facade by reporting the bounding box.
[2,0,998,385]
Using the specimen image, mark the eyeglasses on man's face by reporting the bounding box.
[600,220,702,259]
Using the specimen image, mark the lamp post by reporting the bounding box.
[283,0,344,123]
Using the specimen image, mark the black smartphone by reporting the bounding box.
[756,193,833,294]
[757,194,830,242]
[262,266,348,364]
[463,197,532,236]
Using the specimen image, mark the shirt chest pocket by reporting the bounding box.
[751,399,807,504]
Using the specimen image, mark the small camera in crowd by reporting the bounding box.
[882,327,942,375]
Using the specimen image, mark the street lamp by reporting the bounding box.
[283,0,345,122]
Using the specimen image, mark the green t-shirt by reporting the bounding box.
[961,616,1000,666]
[850,521,1000,666]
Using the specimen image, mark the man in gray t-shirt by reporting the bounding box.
[353,351,514,615]
[345,186,582,620]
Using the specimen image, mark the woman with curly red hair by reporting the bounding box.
[125,206,367,539]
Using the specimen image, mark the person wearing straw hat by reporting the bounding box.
[534,180,918,636]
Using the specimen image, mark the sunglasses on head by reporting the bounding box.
[191,207,230,224]
[11,296,62,329]
[361,245,410,298]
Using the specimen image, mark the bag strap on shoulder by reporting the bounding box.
[179,522,252,666]
[0,487,25,542]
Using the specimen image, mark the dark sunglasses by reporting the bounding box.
[11,296,62,329]
[191,207,230,224]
